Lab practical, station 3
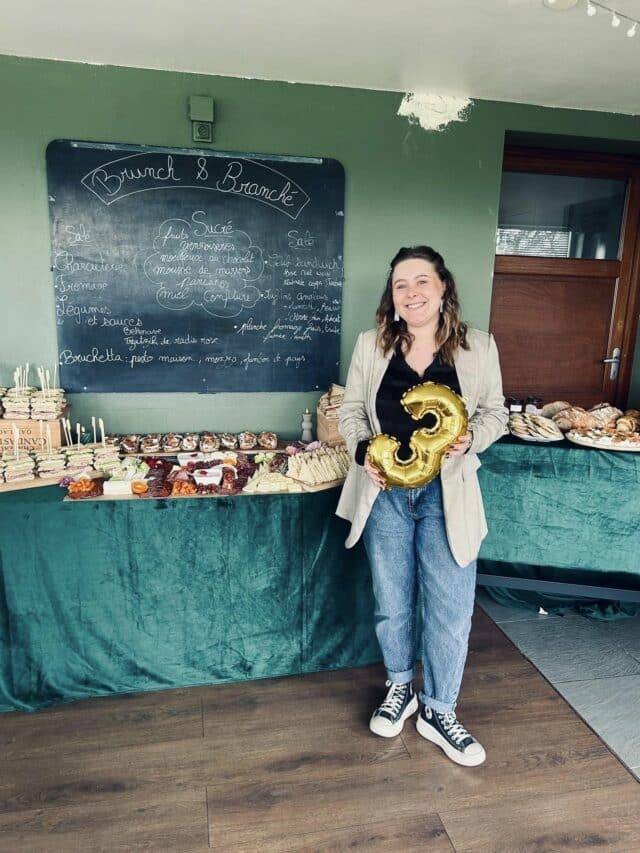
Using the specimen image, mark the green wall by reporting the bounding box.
[1,54,639,435]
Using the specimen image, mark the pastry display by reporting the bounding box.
[588,404,623,429]
[161,433,182,452]
[552,407,598,431]
[120,435,140,454]
[181,433,199,452]
[238,431,257,450]
[220,432,238,449]
[286,444,350,486]
[508,413,564,442]
[567,427,640,451]
[199,432,220,452]
[616,409,640,433]
[258,431,278,450]
[141,434,161,454]
[540,400,571,419]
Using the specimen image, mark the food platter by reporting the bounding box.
[512,433,564,444]
[566,430,640,452]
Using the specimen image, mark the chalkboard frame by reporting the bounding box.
[46,139,345,394]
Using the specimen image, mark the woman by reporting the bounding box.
[337,245,508,767]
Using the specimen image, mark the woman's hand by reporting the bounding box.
[445,431,473,458]
[364,457,386,489]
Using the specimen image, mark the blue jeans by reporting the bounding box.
[363,476,476,714]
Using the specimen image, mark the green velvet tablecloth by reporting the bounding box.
[0,488,379,712]
[1,438,639,712]
[476,437,640,613]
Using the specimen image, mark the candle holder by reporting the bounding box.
[301,410,314,443]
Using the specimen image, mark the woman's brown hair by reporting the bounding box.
[375,245,469,365]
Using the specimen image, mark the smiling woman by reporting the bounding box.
[336,244,508,767]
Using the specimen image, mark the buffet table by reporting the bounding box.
[476,436,640,605]
[1,439,639,711]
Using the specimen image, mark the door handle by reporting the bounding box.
[601,347,621,381]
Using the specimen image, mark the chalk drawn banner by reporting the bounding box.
[46,139,345,393]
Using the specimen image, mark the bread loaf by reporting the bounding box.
[540,401,571,419]
[616,409,640,433]
[552,407,597,431]
[588,404,623,429]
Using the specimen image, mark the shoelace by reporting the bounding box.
[438,711,471,745]
[379,680,408,716]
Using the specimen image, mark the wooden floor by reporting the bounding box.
[1,608,639,853]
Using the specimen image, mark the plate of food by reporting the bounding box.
[508,413,564,443]
[566,428,640,452]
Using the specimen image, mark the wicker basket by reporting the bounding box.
[316,408,344,446]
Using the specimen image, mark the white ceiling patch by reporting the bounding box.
[398,93,473,132]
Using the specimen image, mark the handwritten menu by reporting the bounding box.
[46,140,345,392]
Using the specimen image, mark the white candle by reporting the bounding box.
[92,416,96,445]
[76,422,81,449]
[99,417,105,447]
[45,369,50,396]
[53,363,58,390]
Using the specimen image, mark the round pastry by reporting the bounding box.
[199,432,221,452]
[238,431,257,450]
[161,433,182,452]
[220,432,238,449]
[104,435,120,447]
[258,431,278,450]
[181,433,199,452]
[141,434,161,453]
[120,434,140,454]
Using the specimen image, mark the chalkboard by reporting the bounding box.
[46,140,345,392]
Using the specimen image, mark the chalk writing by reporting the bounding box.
[48,140,344,391]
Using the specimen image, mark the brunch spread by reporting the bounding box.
[508,400,640,451]
[62,440,352,500]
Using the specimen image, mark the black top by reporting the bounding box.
[355,343,462,465]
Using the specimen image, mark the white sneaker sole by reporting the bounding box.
[416,714,486,766]
[369,695,419,738]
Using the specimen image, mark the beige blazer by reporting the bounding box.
[336,327,509,567]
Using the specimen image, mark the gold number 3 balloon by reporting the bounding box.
[367,381,468,488]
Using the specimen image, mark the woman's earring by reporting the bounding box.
[439,299,444,314]
[393,310,400,322]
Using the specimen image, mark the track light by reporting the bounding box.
[611,11,621,26]
[628,21,637,36]
[586,1,597,15]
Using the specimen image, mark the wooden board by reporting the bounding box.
[0,476,63,494]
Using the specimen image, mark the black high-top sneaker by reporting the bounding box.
[369,680,418,737]
[416,706,486,766]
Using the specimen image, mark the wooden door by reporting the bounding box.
[490,148,640,409]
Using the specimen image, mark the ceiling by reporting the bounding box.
[3,0,640,115]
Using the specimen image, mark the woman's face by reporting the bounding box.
[391,258,446,329]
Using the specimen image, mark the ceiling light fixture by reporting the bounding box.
[543,0,579,8]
